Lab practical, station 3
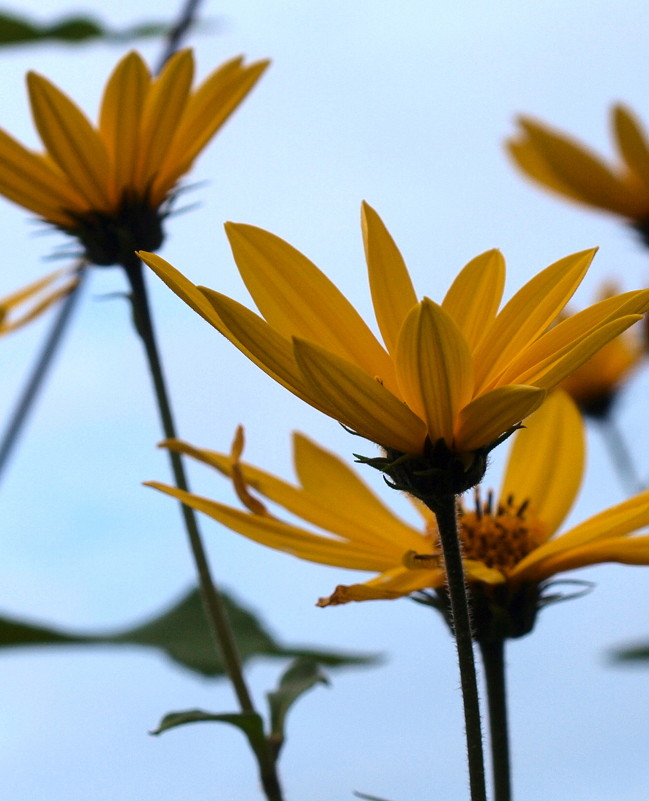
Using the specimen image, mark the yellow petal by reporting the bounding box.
[146,481,392,570]
[473,249,596,392]
[293,337,427,453]
[395,299,474,444]
[507,138,587,205]
[497,288,649,386]
[225,222,396,390]
[27,72,112,211]
[442,249,505,353]
[512,117,642,216]
[157,57,269,190]
[0,129,83,224]
[515,315,644,390]
[136,49,194,197]
[613,104,649,192]
[99,51,151,201]
[500,391,583,538]
[318,566,442,606]
[361,202,417,354]
[454,385,546,452]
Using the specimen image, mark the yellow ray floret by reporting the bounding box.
[140,203,649,457]
[146,392,649,618]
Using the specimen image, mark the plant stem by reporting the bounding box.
[123,256,285,801]
[479,638,511,801]
[432,494,487,801]
[0,260,87,483]
[598,417,644,495]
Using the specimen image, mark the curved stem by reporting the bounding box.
[479,638,511,801]
[156,0,204,72]
[0,260,87,483]
[432,495,487,801]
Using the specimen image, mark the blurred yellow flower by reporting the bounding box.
[560,283,647,417]
[141,203,649,466]
[0,269,77,337]
[0,49,268,265]
[147,392,649,638]
[508,106,649,236]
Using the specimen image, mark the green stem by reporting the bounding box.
[433,495,487,801]
[479,639,511,801]
[0,260,87,483]
[123,256,284,801]
[598,417,644,495]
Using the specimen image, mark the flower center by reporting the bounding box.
[457,488,547,574]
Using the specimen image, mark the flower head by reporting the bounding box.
[146,391,649,640]
[560,283,647,418]
[0,49,268,266]
[140,203,649,488]
[0,269,77,337]
[508,106,649,241]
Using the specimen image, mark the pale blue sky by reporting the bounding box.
[2,1,649,799]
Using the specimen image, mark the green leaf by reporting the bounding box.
[0,11,169,47]
[151,709,268,761]
[353,793,396,801]
[0,587,380,678]
[610,640,649,663]
[267,658,329,748]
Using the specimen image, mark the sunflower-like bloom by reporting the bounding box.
[560,283,647,418]
[0,269,77,337]
[141,203,649,485]
[0,49,268,266]
[508,106,649,240]
[146,391,649,639]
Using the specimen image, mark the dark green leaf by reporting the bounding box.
[0,11,169,47]
[610,641,649,663]
[0,588,380,678]
[151,709,267,761]
[267,657,329,745]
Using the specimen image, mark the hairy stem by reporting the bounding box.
[479,638,511,801]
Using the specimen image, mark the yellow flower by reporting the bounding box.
[560,283,647,417]
[0,269,77,337]
[0,49,268,266]
[146,391,649,639]
[508,106,649,235]
[140,203,649,466]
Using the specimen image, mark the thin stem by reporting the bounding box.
[0,260,87,483]
[156,0,204,72]
[433,494,487,801]
[123,256,284,801]
[479,639,511,801]
[597,417,644,495]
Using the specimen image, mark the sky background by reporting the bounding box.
[2,1,649,799]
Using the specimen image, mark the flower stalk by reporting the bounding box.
[430,493,487,801]
[479,638,511,801]
[122,253,284,801]
[0,260,87,482]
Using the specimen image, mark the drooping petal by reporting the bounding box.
[442,249,505,353]
[225,222,396,389]
[500,391,583,538]
[473,249,596,392]
[395,299,474,445]
[361,201,417,355]
[146,482,394,570]
[454,385,546,452]
[507,137,587,204]
[99,51,151,201]
[293,338,427,453]
[27,72,112,211]
[318,565,443,606]
[159,435,425,552]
